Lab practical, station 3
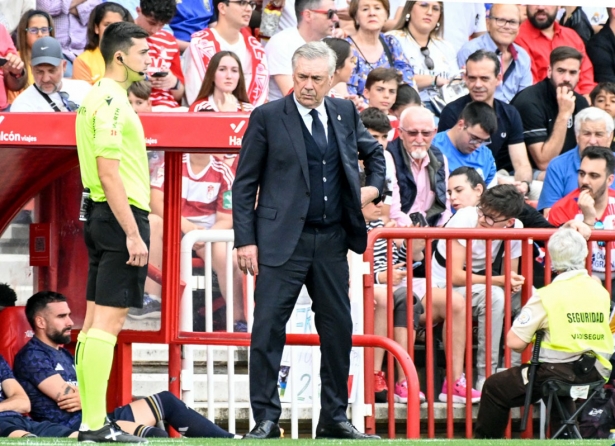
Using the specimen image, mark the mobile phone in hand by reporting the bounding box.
[0,58,7,67]
[151,71,168,78]
[409,212,428,227]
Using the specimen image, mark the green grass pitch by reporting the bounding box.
[1,439,614,445]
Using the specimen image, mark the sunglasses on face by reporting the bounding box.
[399,127,434,138]
[309,8,338,19]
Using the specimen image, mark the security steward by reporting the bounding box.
[475,228,614,438]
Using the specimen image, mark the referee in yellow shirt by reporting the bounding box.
[75,21,151,443]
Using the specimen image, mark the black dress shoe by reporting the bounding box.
[316,421,381,439]
[243,420,281,439]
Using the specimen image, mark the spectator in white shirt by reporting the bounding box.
[11,36,90,112]
[265,0,339,101]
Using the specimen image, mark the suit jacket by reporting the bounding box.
[233,94,386,267]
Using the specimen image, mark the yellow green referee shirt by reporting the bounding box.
[76,78,150,212]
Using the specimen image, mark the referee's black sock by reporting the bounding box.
[134,425,168,438]
[145,391,234,438]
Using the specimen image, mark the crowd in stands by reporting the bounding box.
[1,0,615,422]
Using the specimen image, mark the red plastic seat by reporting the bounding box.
[0,306,33,368]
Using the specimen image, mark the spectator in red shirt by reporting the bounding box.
[515,5,596,96]
[134,0,185,110]
[0,23,27,110]
[547,146,615,295]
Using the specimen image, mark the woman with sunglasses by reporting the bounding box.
[10,9,55,103]
[73,2,133,85]
[387,1,458,112]
[345,0,413,100]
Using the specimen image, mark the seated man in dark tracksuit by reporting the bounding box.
[0,354,75,438]
[13,291,237,440]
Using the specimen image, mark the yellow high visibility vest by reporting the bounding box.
[540,274,613,379]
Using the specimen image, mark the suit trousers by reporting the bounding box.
[249,225,352,426]
[475,362,603,438]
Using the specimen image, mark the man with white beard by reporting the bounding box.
[386,106,452,227]
[432,101,498,189]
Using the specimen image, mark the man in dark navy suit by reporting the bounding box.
[233,41,386,440]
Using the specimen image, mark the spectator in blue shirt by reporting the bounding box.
[432,101,498,188]
[169,0,215,52]
[457,4,532,104]
[538,107,615,214]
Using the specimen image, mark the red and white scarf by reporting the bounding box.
[189,28,269,106]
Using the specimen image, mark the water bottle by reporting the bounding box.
[608,428,615,439]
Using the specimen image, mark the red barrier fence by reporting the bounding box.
[363,226,615,439]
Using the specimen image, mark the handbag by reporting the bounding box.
[429,77,468,115]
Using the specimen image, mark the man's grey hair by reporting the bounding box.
[292,42,337,77]
[547,228,588,273]
[574,106,615,135]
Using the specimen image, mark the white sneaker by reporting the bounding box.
[476,376,486,392]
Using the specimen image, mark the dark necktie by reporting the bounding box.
[309,109,327,154]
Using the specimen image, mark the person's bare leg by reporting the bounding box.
[8,430,30,437]
[212,242,245,323]
[373,286,388,371]
[424,288,466,381]
[144,214,163,298]
[394,327,412,380]
[127,399,156,426]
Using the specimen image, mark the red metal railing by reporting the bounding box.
[363,226,615,439]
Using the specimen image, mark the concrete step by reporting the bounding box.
[189,401,540,423]
[133,373,250,402]
[0,224,29,255]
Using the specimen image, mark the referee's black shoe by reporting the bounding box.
[78,419,147,443]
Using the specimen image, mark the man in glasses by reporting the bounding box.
[433,101,498,188]
[457,4,532,104]
[134,0,185,110]
[438,49,533,199]
[387,105,451,227]
[265,0,339,101]
[547,146,615,297]
[11,37,91,112]
[432,184,526,391]
[184,0,268,106]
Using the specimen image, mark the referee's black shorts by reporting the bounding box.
[84,201,150,309]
